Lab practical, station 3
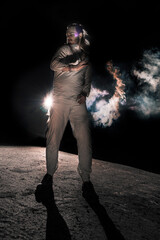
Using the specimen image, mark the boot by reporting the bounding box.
[35,173,54,204]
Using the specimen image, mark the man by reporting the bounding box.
[35,23,98,204]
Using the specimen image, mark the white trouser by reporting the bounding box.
[46,98,92,182]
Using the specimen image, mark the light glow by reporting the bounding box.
[43,93,53,111]
[74,32,79,37]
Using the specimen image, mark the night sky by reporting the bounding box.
[1,1,160,173]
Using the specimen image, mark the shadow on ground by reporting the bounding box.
[44,196,71,240]
[43,188,125,240]
[84,197,126,240]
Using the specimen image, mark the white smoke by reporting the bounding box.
[86,49,160,127]
[87,62,126,127]
[132,49,160,116]
[86,86,109,108]
[90,97,120,127]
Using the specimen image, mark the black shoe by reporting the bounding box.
[41,173,53,185]
[82,181,99,204]
[35,173,54,204]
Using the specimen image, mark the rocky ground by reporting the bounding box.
[0,146,160,240]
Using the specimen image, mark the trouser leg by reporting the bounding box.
[70,103,92,182]
[46,102,69,176]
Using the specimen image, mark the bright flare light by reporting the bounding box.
[43,93,53,111]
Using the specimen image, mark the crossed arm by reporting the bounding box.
[50,46,91,104]
[62,60,88,72]
[62,60,89,104]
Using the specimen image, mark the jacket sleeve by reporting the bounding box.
[50,45,69,71]
[81,64,92,97]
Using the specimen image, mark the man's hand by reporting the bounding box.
[77,94,86,104]
[73,60,88,71]
[62,60,88,72]
[62,66,70,72]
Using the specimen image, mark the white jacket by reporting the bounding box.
[50,44,92,100]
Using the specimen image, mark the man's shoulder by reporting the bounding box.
[57,44,70,53]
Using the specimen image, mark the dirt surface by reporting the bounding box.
[0,146,160,240]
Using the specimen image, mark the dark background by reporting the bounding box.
[0,1,160,173]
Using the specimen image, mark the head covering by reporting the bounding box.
[66,23,90,53]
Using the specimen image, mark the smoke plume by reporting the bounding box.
[86,61,126,127]
[132,49,160,116]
